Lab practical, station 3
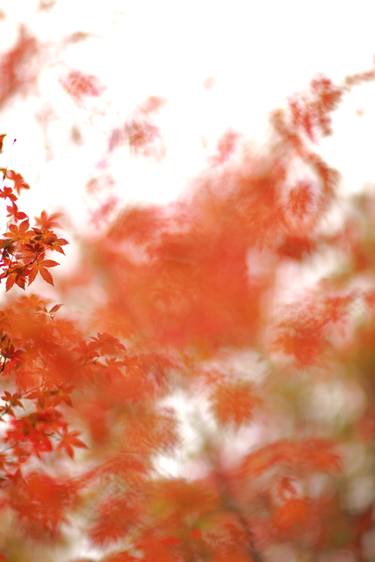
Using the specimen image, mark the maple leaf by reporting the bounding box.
[0,186,17,202]
[28,258,59,286]
[61,70,104,100]
[124,119,160,152]
[0,26,39,106]
[90,332,126,356]
[9,472,77,537]
[0,390,23,416]
[48,235,69,255]
[88,496,140,545]
[26,383,73,409]
[35,210,63,230]
[5,170,29,194]
[57,429,87,459]
[4,264,29,291]
[3,220,32,242]
[6,203,27,221]
[211,382,260,427]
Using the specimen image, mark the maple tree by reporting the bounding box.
[2,7,375,562]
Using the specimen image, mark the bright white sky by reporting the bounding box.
[1,0,375,233]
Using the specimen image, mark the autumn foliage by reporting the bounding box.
[2,10,375,562]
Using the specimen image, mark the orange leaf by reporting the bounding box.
[41,260,59,268]
[27,265,38,285]
[211,382,259,427]
[40,268,54,286]
[5,273,16,291]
